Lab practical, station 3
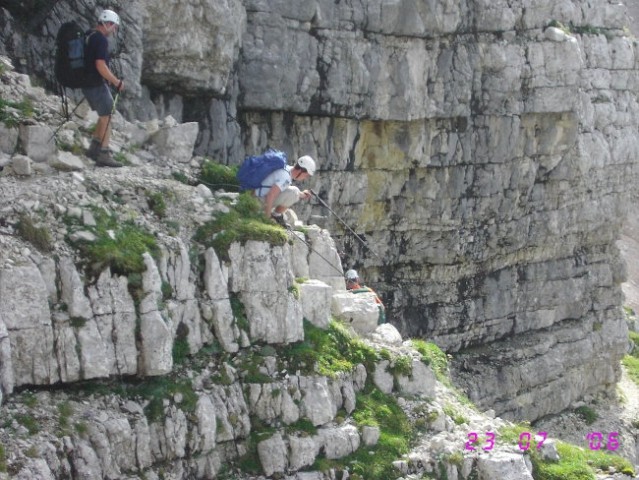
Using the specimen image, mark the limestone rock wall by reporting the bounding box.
[233,0,638,420]
[0,217,338,396]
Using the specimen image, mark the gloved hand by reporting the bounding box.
[271,212,290,229]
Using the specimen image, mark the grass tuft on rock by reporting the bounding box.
[16,213,53,252]
[313,388,413,480]
[412,339,449,382]
[279,319,379,378]
[0,444,6,473]
[68,208,159,277]
[0,95,34,127]
[573,406,598,425]
[194,192,287,259]
[83,224,158,275]
[199,160,239,192]
[622,330,639,385]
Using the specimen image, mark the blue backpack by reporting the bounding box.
[236,149,288,191]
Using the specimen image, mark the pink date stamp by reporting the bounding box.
[464,431,620,452]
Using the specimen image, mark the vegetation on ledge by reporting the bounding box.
[193,192,287,259]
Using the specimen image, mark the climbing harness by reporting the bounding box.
[310,189,381,259]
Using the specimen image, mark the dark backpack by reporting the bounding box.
[236,149,288,191]
[54,21,95,89]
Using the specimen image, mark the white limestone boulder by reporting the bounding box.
[257,433,287,476]
[0,314,13,401]
[0,124,18,154]
[298,376,337,426]
[288,435,320,470]
[331,291,380,335]
[50,151,85,171]
[316,424,360,459]
[0,262,58,387]
[11,154,32,175]
[203,247,239,353]
[299,279,332,328]
[396,359,438,397]
[150,120,199,163]
[370,323,403,345]
[372,359,394,394]
[305,227,344,290]
[228,241,303,344]
[361,425,381,446]
[190,395,217,453]
[19,124,56,162]
[139,253,173,376]
[290,230,310,279]
[477,451,533,480]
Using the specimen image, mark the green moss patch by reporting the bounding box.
[194,193,287,259]
[68,208,158,276]
[573,406,597,425]
[146,191,167,218]
[199,160,239,192]
[624,355,639,385]
[412,339,449,382]
[314,388,412,480]
[623,330,639,385]
[15,414,39,435]
[0,96,34,127]
[16,213,52,252]
[66,374,198,425]
[0,443,6,473]
[533,441,634,480]
[278,320,379,378]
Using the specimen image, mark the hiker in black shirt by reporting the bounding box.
[82,9,124,168]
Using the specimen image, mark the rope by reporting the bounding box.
[286,227,345,277]
[310,189,381,259]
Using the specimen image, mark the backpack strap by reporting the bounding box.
[255,167,291,193]
[85,29,97,44]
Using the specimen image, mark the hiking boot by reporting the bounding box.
[95,149,123,168]
[271,212,290,229]
[86,139,101,160]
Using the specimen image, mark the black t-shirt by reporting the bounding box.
[84,30,109,86]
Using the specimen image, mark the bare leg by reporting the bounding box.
[93,115,111,148]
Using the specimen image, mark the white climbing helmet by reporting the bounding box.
[345,269,359,281]
[296,155,316,175]
[98,9,120,26]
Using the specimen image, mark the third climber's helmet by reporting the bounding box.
[345,269,359,281]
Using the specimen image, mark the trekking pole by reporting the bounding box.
[286,227,346,277]
[48,95,86,143]
[310,189,381,259]
[101,83,122,147]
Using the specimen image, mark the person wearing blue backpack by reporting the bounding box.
[254,154,317,226]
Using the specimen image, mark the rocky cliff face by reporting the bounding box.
[1,0,637,426]
[0,65,527,480]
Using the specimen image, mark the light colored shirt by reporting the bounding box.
[255,165,292,197]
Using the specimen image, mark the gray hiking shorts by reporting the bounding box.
[82,83,113,117]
